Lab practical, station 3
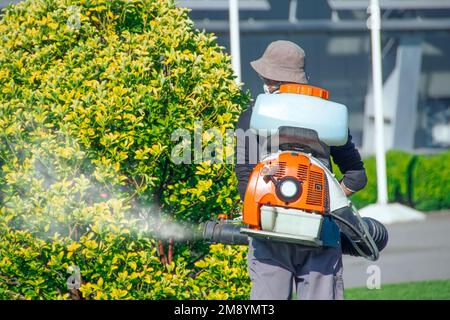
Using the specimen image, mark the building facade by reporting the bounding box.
[182,0,450,154]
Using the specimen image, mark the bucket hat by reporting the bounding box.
[251,40,308,84]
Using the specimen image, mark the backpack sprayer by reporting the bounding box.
[201,84,388,261]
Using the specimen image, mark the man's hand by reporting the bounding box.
[340,181,355,197]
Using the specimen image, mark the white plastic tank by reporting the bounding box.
[250,93,349,146]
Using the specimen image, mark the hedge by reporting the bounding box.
[333,150,450,211]
[410,151,450,211]
[0,0,250,299]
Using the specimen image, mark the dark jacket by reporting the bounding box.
[235,107,368,200]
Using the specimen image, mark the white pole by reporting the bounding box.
[289,0,298,23]
[229,0,241,83]
[369,0,388,205]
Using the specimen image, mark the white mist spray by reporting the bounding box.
[2,133,200,244]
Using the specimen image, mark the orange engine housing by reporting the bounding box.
[243,152,328,229]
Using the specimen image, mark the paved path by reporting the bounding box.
[343,211,450,288]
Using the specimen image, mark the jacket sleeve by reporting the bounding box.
[330,130,368,192]
[234,107,257,201]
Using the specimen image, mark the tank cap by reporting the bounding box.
[279,83,329,100]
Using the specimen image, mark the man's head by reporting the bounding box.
[251,40,308,93]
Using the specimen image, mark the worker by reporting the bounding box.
[235,40,368,300]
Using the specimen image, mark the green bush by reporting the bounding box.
[348,150,415,208]
[411,152,450,211]
[194,244,250,300]
[0,0,250,299]
[338,150,450,211]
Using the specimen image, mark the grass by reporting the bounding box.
[345,279,450,300]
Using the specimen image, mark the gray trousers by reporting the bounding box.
[247,238,344,300]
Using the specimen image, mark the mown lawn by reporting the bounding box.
[345,279,450,300]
